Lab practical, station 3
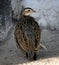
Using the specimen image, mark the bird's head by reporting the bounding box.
[22,8,36,16]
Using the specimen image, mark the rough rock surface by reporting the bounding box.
[0,0,12,42]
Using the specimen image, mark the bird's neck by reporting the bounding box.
[21,15,30,19]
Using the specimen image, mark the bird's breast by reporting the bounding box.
[22,24,35,40]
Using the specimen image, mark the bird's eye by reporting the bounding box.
[28,10,30,12]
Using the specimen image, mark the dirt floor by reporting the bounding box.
[0,28,59,65]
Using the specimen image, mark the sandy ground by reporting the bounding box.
[0,27,59,65]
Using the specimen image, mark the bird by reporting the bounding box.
[14,7,47,60]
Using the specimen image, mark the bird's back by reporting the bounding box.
[14,16,41,52]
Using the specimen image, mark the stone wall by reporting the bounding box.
[0,0,12,42]
[11,0,22,19]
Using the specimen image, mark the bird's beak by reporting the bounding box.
[33,10,36,12]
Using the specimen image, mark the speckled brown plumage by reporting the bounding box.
[14,16,41,60]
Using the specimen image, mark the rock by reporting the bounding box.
[0,0,12,43]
